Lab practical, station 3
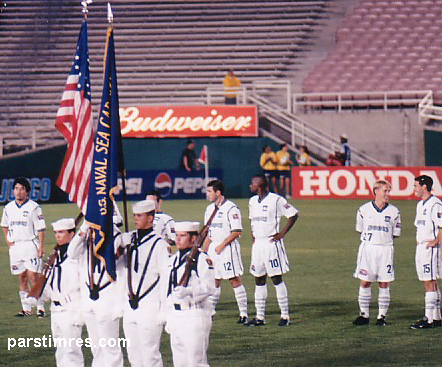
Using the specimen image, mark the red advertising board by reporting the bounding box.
[119,105,258,138]
[291,166,442,199]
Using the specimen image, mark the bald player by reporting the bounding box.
[246,174,298,326]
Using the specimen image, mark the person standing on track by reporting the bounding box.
[410,175,442,329]
[1,177,46,317]
[246,174,298,327]
[352,180,401,326]
[202,179,248,324]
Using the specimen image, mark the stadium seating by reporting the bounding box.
[0,0,330,154]
[302,0,442,103]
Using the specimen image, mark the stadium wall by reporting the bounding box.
[0,137,280,203]
[297,110,424,166]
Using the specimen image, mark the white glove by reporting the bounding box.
[173,286,192,300]
[80,220,89,234]
[121,233,132,248]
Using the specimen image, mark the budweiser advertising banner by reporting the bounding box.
[119,106,258,137]
[291,166,442,199]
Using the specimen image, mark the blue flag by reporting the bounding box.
[85,27,124,282]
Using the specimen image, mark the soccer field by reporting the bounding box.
[1,199,441,367]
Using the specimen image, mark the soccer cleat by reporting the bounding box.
[278,318,290,326]
[353,315,369,325]
[14,310,32,317]
[244,317,265,326]
[237,316,248,324]
[375,316,387,326]
[433,319,442,327]
[410,317,433,329]
[37,310,45,318]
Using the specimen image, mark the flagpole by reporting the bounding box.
[205,145,209,186]
[81,0,92,20]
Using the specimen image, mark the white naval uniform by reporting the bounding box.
[414,195,442,281]
[67,229,124,367]
[248,192,298,277]
[354,201,401,282]
[153,212,176,244]
[1,199,46,274]
[41,244,84,367]
[204,200,244,279]
[123,228,170,367]
[164,248,215,367]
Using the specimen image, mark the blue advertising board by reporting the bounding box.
[113,169,223,200]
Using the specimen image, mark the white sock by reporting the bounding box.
[378,287,390,319]
[255,285,267,321]
[208,286,221,315]
[233,285,248,318]
[19,291,31,312]
[36,297,45,312]
[434,288,441,321]
[275,282,289,319]
[358,287,371,318]
[425,291,437,323]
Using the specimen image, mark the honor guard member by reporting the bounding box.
[41,218,84,367]
[146,190,176,248]
[410,175,442,329]
[1,177,46,317]
[122,199,170,367]
[352,180,401,326]
[67,217,124,367]
[202,180,248,323]
[246,174,298,326]
[164,221,215,367]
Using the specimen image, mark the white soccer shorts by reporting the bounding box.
[207,241,244,280]
[354,243,394,282]
[9,240,42,275]
[250,238,289,278]
[415,243,442,281]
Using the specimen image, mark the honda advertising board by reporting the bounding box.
[119,106,258,138]
[291,167,442,199]
[113,169,223,200]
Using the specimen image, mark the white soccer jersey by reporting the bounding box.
[1,199,46,242]
[153,212,176,242]
[414,195,442,244]
[356,201,401,246]
[205,200,242,243]
[249,193,298,239]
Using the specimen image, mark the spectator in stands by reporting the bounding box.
[277,144,294,198]
[336,134,351,166]
[295,145,311,167]
[179,139,200,171]
[223,70,241,105]
[260,145,278,194]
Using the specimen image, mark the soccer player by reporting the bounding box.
[246,174,298,326]
[164,221,215,367]
[1,177,46,317]
[410,175,442,329]
[146,189,176,247]
[41,218,84,367]
[276,143,293,199]
[352,180,401,326]
[122,199,170,366]
[202,180,248,323]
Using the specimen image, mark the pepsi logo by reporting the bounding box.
[154,172,172,197]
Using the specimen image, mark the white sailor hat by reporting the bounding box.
[132,199,156,214]
[340,133,348,139]
[174,221,200,233]
[52,218,76,231]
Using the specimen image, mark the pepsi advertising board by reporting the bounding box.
[113,169,223,200]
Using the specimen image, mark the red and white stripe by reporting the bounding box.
[55,74,94,213]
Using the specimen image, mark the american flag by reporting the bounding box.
[55,21,94,213]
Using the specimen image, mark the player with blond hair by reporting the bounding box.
[353,180,401,326]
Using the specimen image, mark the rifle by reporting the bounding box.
[178,204,219,287]
[28,213,84,299]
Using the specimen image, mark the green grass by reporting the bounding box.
[1,199,441,366]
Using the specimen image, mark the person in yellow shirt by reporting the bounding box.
[223,70,241,105]
[296,145,311,167]
[260,145,278,194]
[276,144,293,199]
